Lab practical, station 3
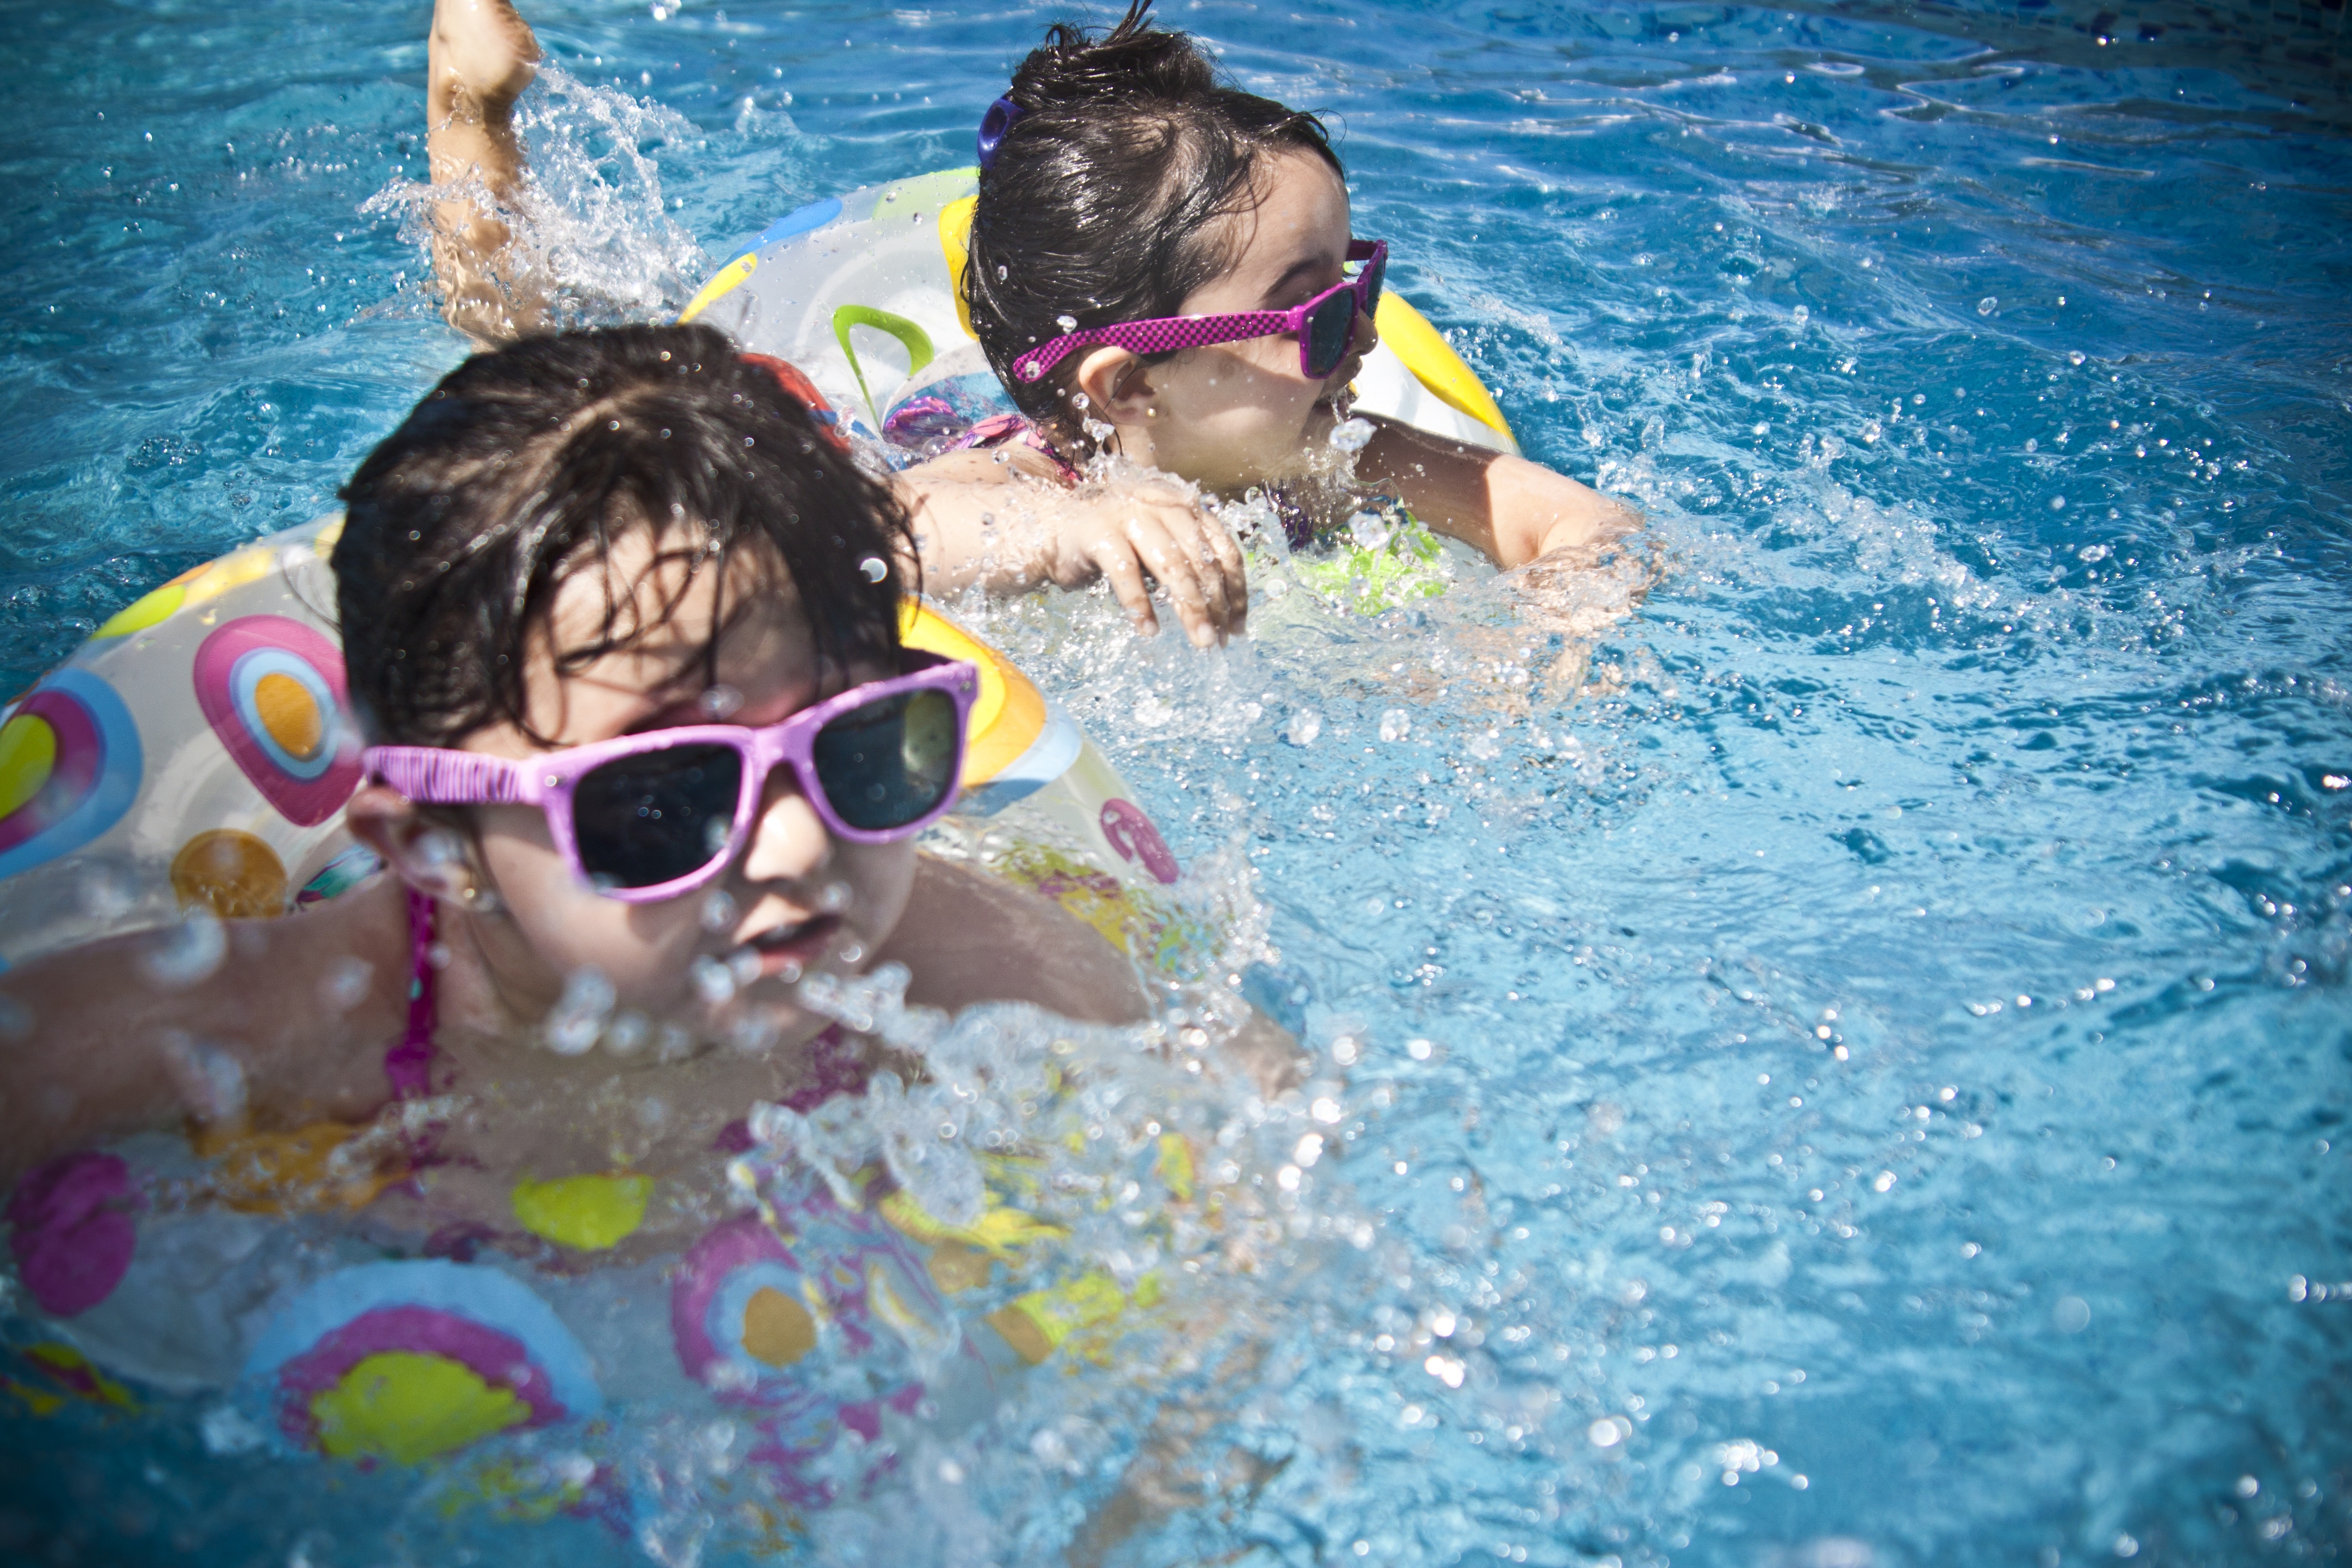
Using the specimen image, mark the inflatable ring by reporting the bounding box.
[0,516,1194,973]
[680,166,1519,461]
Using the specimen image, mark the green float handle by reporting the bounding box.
[831,305,935,426]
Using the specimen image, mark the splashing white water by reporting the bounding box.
[363,67,708,328]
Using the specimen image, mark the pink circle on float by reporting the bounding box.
[4,1151,139,1317]
[191,616,362,827]
[1100,798,1180,884]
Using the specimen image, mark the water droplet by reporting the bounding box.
[691,954,736,1005]
[1284,709,1323,747]
[858,556,888,583]
[1978,296,1998,316]
[1328,416,1375,452]
[1056,314,1078,332]
[544,966,616,1056]
[1378,708,1411,743]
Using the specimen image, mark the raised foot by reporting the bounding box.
[430,0,541,120]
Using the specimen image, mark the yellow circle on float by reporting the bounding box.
[253,671,325,760]
[170,829,290,920]
[509,1172,653,1251]
[93,582,188,639]
[0,713,58,819]
[740,1285,818,1369]
[310,1351,529,1465]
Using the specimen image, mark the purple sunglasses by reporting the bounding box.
[364,653,978,903]
[1010,240,1387,387]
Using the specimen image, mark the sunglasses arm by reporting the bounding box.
[1013,310,1300,384]
[363,749,539,808]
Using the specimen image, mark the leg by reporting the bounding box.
[426,0,544,344]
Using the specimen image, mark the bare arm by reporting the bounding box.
[426,0,545,344]
[0,884,409,1185]
[895,452,1250,647]
[1357,413,1641,567]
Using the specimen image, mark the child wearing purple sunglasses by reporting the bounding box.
[0,326,1195,1203]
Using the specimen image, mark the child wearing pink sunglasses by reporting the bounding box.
[421,0,1637,650]
[907,2,1639,621]
[0,325,1242,1202]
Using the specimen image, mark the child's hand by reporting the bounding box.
[1044,485,1249,647]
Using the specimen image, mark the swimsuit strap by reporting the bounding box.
[1271,485,1318,553]
[952,412,1082,485]
[384,888,438,1101]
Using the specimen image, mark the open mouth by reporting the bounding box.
[734,914,841,980]
[1317,383,1359,420]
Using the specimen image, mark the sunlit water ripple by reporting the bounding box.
[2,0,2348,1563]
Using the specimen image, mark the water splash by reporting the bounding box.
[362,68,708,329]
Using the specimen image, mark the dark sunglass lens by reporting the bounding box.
[811,688,960,832]
[1361,249,1385,313]
[573,743,742,889]
[1306,294,1356,379]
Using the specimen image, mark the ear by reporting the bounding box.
[1070,346,1156,429]
[344,783,478,903]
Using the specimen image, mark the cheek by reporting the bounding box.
[841,841,918,950]
[1157,352,1321,461]
[478,833,704,1003]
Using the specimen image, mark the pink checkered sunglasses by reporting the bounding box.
[1010,240,1387,387]
[364,653,977,902]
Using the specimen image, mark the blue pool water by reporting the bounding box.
[3,0,2350,1564]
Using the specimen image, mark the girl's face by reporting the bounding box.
[1093,149,1374,494]
[434,532,915,1051]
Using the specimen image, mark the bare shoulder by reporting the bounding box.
[880,854,1147,1025]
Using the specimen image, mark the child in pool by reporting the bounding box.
[904,2,1639,604]
[0,324,1172,1217]
[422,0,1636,648]
[424,0,1250,651]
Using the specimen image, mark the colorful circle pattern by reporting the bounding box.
[0,670,143,882]
[671,1202,954,1505]
[192,616,361,827]
[244,1259,602,1466]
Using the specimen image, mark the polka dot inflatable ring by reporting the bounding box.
[0,512,1201,976]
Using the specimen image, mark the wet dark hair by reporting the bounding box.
[335,323,913,748]
[964,0,1341,444]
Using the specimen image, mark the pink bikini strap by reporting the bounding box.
[384,888,438,1101]
[952,412,1081,484]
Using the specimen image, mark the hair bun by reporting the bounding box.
[1009,0,1214,112]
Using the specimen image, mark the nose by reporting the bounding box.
[737,764,833,887]
[1331,302,1378,386]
